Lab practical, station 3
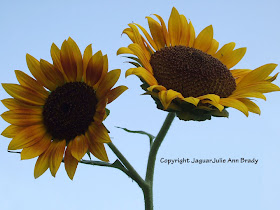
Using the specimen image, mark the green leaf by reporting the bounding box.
[116,126,155,146]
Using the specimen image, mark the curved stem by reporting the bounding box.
[144,112,176,210]
[108,142,147,189]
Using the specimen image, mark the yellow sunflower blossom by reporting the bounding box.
[1,37,127,179]
[118,7,279,121]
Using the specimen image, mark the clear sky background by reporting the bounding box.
[0,0,280,209]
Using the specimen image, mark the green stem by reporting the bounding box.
[108,142,147,189]
[107,112,175,210]
[144,112,176,210]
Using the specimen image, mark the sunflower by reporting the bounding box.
[1,38,127,179]
[118,7,279,121]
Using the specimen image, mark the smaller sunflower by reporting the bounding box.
[118,7,279,121]
[1,38,127,179]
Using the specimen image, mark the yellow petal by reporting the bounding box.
[194,25,213,52]
[188,21,195,47]
[128,43,152,73]
[96,69,121,98]
[238,98,260,115]
[201,100,224,112]
[94,55,109,89]
[117,47,134,55]
[146,17,165,50]
[8,124,46,150]
[93,101,106,124]
[220,47,247,69]
[64,146,79,180]
[168,8,182,46]
[182,97,200,106]
[69,135,88,161]
[266,72,279,82]
[237,64,278,87]
[85,51,104,86]
[135,23,158,51]
[198,94,220,104]
[128,24,150,58]
[2,108,42,126]
[88,123,111,143]
[179,15,189,46]
[83,44,93,77]
[2,84,46,106]
[153,14,170,46]
[125,67,158,86]
[93,110,106,124]
[67,37,83,81]
[122,28,136,43]
[15,70,49,98]
[159,90,181,110]
[230,91,266,100]
[235,81,280,94]
[34,148,51,178]
[40,59,65,87]
[21,133,52,160]
[88,140,109,162]
[50,43,64,73]
[147,85,167,92]
[26,54,56,90]
[1,125,25,138]
[168,7,181,46]
[214,42,235,60]
[49,140,66,177]
[96,97,107,113]
[1,98,37,110]
[60,40,77,82]
[230,69,252,78]
[206,39,219,55]
[220,98,248,116]
[107,85,128,103]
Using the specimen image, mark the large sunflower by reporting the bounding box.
[118,7,279,121]
[1,38,127,179]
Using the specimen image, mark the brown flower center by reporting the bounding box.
[43,82,97,142]
[150,46,236,98]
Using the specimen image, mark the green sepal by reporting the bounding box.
[127,61,141,67]
[105,108,110,118]
[210,109,229,118]
[176,110,211,121]
[123,56,143,66]
[86,150,92,160]
[116,126,155,146]
[140,81,150,91]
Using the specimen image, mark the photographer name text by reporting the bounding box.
[160,158,258,165]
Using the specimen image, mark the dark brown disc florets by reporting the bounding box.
[150,46,236,98]
[43,82,97,142]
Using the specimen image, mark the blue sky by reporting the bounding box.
[0,0,280,209]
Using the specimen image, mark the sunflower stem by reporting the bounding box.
[144,112,176,210]
[107,142,147,189]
